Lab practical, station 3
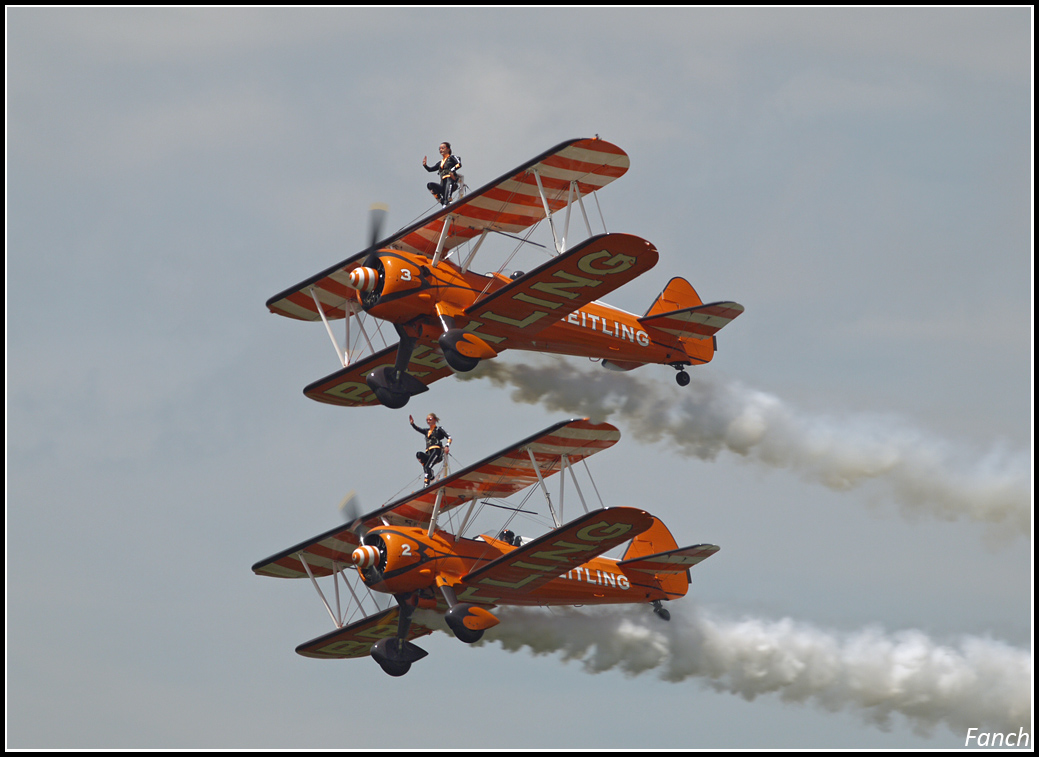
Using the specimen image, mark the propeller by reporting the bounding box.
[349,203,389,293]
[368,203,388,246]
[341,490,387,572]
[339,489,367,534]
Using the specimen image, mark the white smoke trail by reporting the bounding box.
[475,604,1031,737]
[465,360,1031,536]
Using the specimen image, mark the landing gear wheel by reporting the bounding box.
[675,369,690,387]
[366,366,427,409]
[443,346,480,373]
[372,385,410,409]
[652,600,671,621]
[444,603,497,643]
[370,635,427,676]
[377,658,412,677]
[451,626,484,644]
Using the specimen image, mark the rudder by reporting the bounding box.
[643,277,704,317]
[621,517,687,598]
[623,516,679,561]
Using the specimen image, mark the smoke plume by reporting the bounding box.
[475,604,1031,737]
[467,360,1030,536]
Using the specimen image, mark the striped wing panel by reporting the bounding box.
[266,138,629,321]
[639,301,745,341]
[303,341,454,407]
[370,418,620,528]
[618,544,720,574]
[251,419,620,579]
[295,607,436,659]
[391,138,630,259]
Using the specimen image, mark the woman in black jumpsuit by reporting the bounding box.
[410,413,452,486]
[422,142,462,205]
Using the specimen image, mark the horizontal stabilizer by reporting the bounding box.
[295,607,436,660]
[462,507,654,595]
[639,301,744,341]
[618,543,719,574]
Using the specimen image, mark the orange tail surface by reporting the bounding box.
[620,517,689,599]
[643,277,704,317]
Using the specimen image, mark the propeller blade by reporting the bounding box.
[338,489,368,536]
[362,203,389,270]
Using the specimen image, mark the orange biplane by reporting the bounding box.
[267,137,744,409]
[252,419,718,676]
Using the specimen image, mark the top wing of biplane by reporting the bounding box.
[252,418,620,579]
[266,137,630,321]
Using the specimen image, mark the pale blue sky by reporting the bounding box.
[7,7,1031,748]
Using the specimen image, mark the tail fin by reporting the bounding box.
[622,516,679,561]
[621,517,688,598]
[643,277,704,317]
[620,517,718,599]
[640,278,743,365]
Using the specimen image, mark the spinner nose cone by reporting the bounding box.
[352,545,380,569]
[347,266,379,292]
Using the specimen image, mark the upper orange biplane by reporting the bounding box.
[266,137,744,408]
[252,419,719,676]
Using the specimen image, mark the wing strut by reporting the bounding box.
[310,287,349,367]
[299,552,344,628]
[461,229,490,273]
[559,453,591,521]
[526,447,561,528]
[562,180,594,254]
[430,215,454,268]
[426,487,447,538]
[530,168,562,254]
[454,497,480,542]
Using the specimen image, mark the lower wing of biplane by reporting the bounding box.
[253,419,719,675]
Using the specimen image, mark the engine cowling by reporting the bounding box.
[352,530,432,593]
[345,253,426,314]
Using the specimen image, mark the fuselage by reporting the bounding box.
[360,249,712,367]
[357,525,688,608]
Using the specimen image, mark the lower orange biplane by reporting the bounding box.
[267,137,743,409]
[252,419,718,676]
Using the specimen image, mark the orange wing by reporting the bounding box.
[461,507,654,595]
[266,137,630,322]
[463,233,658,341]
[294,607,436,659]
[302,341,454,407]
